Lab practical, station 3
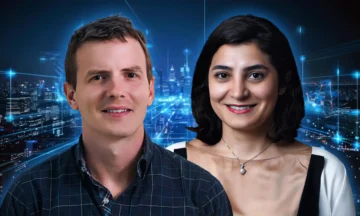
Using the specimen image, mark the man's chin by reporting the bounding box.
[101,126,143,138]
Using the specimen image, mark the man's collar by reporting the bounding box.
[137,131,154,178]
[75,130,154,179]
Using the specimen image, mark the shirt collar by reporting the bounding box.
[75,130,154,179]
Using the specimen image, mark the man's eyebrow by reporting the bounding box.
[121,65,143,73]
[85,65,144,78]
[85,70,110,78]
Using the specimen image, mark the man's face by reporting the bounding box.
[64,38,154,138]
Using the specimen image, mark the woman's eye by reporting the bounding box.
[249,73,264,79]
[216,73,228,79]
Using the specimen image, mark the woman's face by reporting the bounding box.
[208,42,282,132]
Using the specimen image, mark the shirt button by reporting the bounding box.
[103,197,109,205]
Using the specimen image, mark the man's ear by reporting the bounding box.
[147,76,155,106]
[63,82,78,110]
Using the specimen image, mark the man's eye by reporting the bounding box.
[127,73,137,78]
[92,75,105,80]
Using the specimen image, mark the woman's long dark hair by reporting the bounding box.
[187,15,304,145]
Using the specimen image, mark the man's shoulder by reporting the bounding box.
[1,144,78,214]
[10,144,77,188]
[152,142,231,215]
[153,141,207,173]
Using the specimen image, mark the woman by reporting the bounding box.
[167,15,355,216]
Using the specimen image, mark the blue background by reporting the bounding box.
[0,0,359,214]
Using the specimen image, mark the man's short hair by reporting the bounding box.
[65,15,153,89]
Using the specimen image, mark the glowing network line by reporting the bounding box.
[123,0,165,62]
[204,0,206,43]
[304,40,360,62]
[148,103,176,121]
[155,106,179,140]
[355,70,359,144]
[302,73,356,80]
[300,124,330,136]
[146,101,171,113]
[9,69,13,122]
[1,140,77,174]
[0,123,75,145]
[0,71,61,79]
[0,118,79,140]
[336,65,340,143]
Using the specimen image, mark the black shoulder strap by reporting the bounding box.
[297,154,325,216]
[174,147,187,159]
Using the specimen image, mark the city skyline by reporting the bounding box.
[0,0,359,214]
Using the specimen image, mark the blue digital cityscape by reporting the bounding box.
[0,0,359,214]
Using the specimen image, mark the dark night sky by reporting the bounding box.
[0,0,359,78]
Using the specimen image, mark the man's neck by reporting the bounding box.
[81,126,145,199]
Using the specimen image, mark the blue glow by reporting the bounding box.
[300,55,306,62]
[351,110,360,116]
[354,142,360,150]
[6,115,14,122]
[304,101,323,113]
[297,26,303,34]
[146,44,153,48]
[7,69,16,77]
[352,71,360,79]
[75,22,84,30]
[2,5,360,208]
[40,57,46,61]
[56,96,65,102]
[1,70,60,79]
[355,136,359,141]
[333,132,343,144]
[336,68,340,75]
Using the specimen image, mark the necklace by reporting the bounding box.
[222,138,273,175]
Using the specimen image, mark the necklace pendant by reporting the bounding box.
[240,164,246,175]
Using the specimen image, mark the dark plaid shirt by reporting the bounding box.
[0,132,232,216]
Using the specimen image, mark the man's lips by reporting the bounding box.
[101,106,133,113]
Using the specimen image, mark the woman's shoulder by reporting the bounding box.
[311,146,349,189]
[288,141,345,170]
[311,147,355,215]
[311,146,346,170]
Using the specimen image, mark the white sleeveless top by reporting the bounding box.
[167,142,356,216]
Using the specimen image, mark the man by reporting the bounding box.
[0,15,232,215]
